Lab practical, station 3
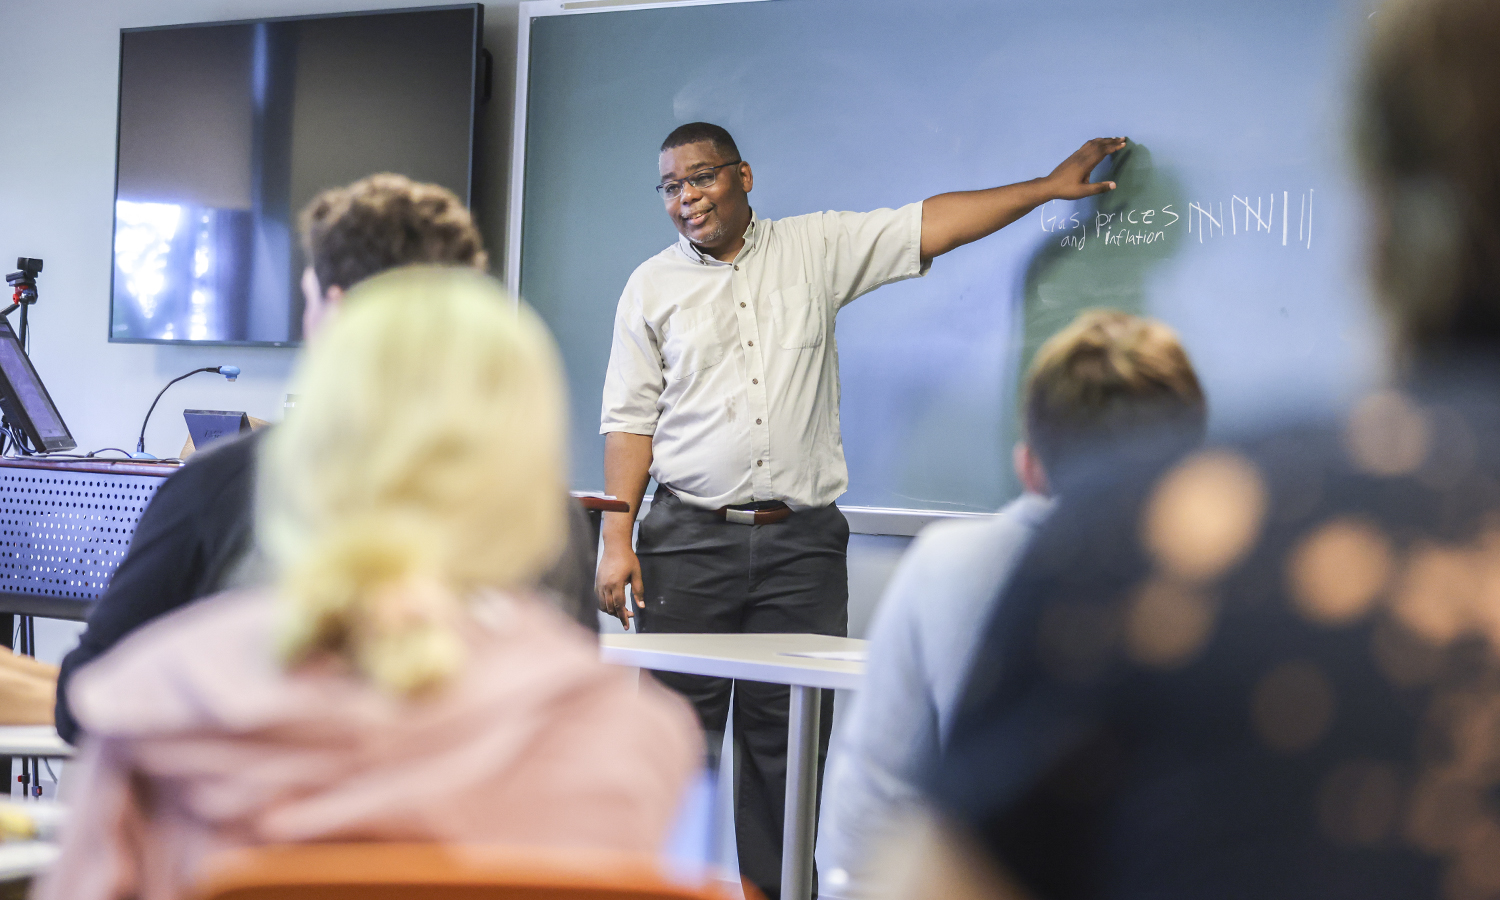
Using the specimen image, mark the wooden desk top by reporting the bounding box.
[0,456,182,478]
[570,492,630,514]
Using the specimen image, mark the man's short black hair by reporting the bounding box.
[660,122,741,161]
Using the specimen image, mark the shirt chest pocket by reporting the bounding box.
[771,283,826,350]
[661,303,729,381]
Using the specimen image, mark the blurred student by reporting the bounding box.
[35,269,701,900]
[818,310,1205,896]
[55,174,599,743]
[911,0,1500,897]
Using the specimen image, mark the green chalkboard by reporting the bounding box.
[517,0,1376,512]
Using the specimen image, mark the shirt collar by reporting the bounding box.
[676,210,759,266]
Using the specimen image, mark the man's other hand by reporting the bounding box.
[1044,137,1129,200]
[596,540,644,629]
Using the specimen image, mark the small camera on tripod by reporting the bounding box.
[5,258,42,306]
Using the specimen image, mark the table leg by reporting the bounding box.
[586,509,604,551]
[781,685,820,900]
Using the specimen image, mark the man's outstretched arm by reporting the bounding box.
[920,137,1128,262]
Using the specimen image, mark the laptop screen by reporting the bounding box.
[0,319,74,453]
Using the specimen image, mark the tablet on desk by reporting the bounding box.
[183,409,249,452]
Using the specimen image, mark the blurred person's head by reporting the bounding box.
[259,267,566,696]
[1018,309,1206,494]
[1360,0,1500,363]
[297,173,488,337]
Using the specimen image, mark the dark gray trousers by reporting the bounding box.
[636,487,848,900]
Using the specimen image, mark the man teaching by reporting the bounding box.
[597,122,1125,898]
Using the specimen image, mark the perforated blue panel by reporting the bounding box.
[0,465,168,604]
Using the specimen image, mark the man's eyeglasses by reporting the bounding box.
[656,161,742,199]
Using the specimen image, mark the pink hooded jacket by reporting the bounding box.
[36,590,701,900]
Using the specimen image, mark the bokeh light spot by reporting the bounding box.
[1143,451,1268,584]
[1393,544,1478,647]
[1125,578,1217,669]
[1472,529,1500,654]
[1288,518,1394,625]
[1345,390,1430,477]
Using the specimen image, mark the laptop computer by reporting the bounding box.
[0,317,75,453]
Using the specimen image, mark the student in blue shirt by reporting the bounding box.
[819,309,1206,895]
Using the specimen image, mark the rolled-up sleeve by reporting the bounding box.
[600,275,664,436]
[817,201,929,308]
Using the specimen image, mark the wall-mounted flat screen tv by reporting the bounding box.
[110,4,483,346]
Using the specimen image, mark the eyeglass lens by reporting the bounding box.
[657,162,738,198]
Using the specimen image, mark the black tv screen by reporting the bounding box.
[110,5,482,346]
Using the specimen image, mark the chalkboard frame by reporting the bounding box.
[504,0,1368,532]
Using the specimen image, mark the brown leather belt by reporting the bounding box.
[716,502,792,525]
[661,486,792,525]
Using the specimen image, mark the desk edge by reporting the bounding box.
[600,646,863,691]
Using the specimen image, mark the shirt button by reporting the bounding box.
[752,378,758,384]
[734,265,740,271]
[756,418,762,424]
[740,302,746,308]
[756,460,763,467]
[747,340,754,347]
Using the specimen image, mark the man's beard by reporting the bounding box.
[690,214,728,248]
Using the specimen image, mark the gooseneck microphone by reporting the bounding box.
[133,366,240,459]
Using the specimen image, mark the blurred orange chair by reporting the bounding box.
[193,844,753,900]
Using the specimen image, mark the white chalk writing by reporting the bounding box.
[1038,201,1177,251]
[1189,190,1314,249]
[1038,189,1316,251]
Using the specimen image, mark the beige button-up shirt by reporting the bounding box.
[601,202,927,510]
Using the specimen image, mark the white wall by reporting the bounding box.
[0,0,525,463]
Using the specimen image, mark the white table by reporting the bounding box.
[0,841,58,882]
[0,728,70,760]
[0,727,71,804]
[600,633,866,900]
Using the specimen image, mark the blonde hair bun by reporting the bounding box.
[260,266,568,695]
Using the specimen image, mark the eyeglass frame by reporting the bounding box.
[655,160,743,198]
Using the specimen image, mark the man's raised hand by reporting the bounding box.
[1045,137,1129,200]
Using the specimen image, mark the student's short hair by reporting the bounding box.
[1360,0,1500,357]
[660,122,741,162]
[298,174,488,294]
[1024,310,1206,479]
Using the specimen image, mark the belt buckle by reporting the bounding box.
[724,508,758,526]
